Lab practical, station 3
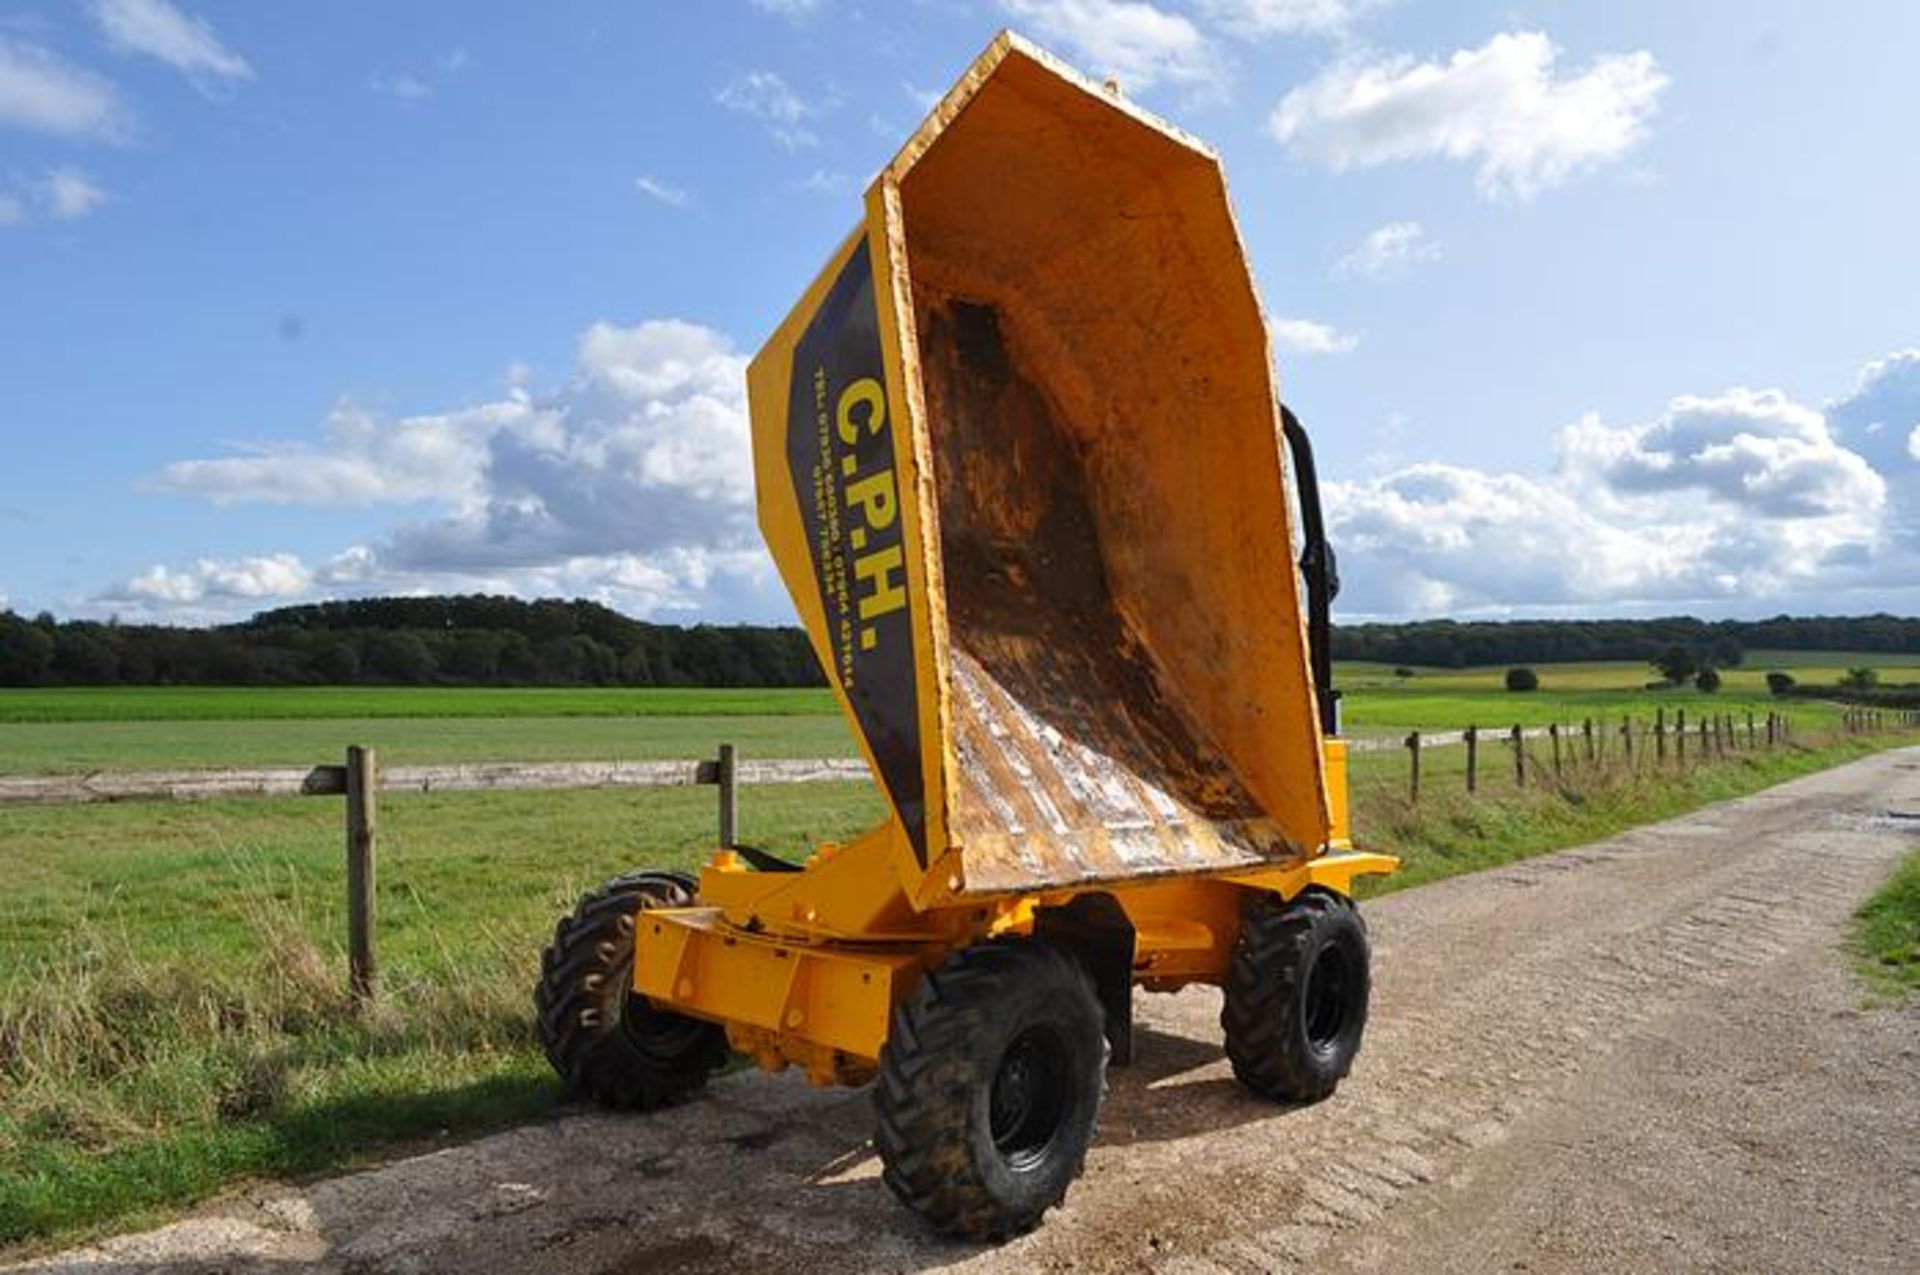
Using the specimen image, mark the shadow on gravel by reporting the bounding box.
[27,1017,1305,1275]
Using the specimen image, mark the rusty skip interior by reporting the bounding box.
[893,51,1329,892]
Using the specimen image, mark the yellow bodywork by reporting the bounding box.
[634,32,1394,1082]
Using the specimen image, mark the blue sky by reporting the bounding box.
[3,0,1917,626]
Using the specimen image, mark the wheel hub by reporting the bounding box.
[1304,944,1350,1052]
[989,1025,1068,1171]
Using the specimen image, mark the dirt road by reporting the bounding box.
[22,749,1920,1275]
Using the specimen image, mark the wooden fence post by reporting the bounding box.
[345,745,377,1004]
[1622,717,1634,765]
[1655,707,1667,763]
[1676,709,1687,763]
[1700,717,1711,757]
[1746,711,1756,749]
[1406,731,1422,801]
[1550,722,1562,777]
[1512,724,1525,785]
[1466,726,1479,793]
[1583,717,1595,763]
[717,742,738,849]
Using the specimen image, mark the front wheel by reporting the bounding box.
[1221,889,1370,1103]
[535,870,728,1110]
[873,940,1108,1239]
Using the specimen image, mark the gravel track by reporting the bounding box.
[18,747,1919,1275]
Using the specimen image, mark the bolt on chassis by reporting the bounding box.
[536,31,1397,1240]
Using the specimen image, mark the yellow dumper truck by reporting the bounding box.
[536,32,1396,1239]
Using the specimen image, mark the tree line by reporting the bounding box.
[0,597,826,688]
[3,599,1917,688]
[1331,614,1920,670]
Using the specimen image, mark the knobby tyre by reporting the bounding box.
[1221,889,1370,1103]
[535,870,729,1110]
[873,939,1109,1239]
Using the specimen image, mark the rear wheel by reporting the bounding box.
[874,939,1108,1239]
[535,870,728,1110]
[1221,889,1370,1103]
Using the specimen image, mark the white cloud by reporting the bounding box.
[40,166,107,219]
[1328,463,1698,614]
[1198,0,1370,39]
[372,49,468,104]
[1823,349,1920,557]
[635,174,689,207]
[1828,349,1920,473]
[796,169,849,194]
[113,553,312,606]
[0,166,111,228]
[134,318,780,623]
[1000,0,1220,93]
[748,0,824,16]
[1326,370,1908,617]
[1558,388,1884,519]
[1270,31,1667,201]
[1334,220,1438,280]
[91,0,250,83]
[1273,316,1358,354]
[0,36,131,140]
[373,73,432,103]
[151,397,522,506]
[716,70,822,149]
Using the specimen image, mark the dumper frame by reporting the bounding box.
[536,31,1396,1239]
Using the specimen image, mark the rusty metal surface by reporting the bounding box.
[919,298,1296,892]
[749,37,1334,898]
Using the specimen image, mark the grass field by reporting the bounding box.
[0,687,851,775]
[1333,650,1903,739]
[1852,848,1920,998]
[0,662,1914,1251]
[0,686,840,723]
[0,652,1896,773]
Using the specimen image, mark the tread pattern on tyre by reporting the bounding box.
[1222,888,1369,1103]
[535,870,728,1111]
[873,939,1108,1240]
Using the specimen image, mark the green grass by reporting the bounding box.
[1336,657,1847,741]
[0,668,1912,1253]
[0,663,1846,772]
[1851,847,1920,998]
[0,687,857,776]
[1349,735,1898,894]
[0,686,836,724]
[0,782,887,1250]
[0,715,859,776]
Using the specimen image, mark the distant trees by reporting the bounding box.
[0,596,828,689]
[0,614,55,684]
[1842,667,1880,690]
[7,598,1918,691]
[1765,671,1796,695]
[1695,668,1722,692]
[1332,615,1920,668]
[1505,666,1539,692]
[1653,646,1699,685]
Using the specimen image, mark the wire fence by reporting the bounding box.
[1347,706,1919,803]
